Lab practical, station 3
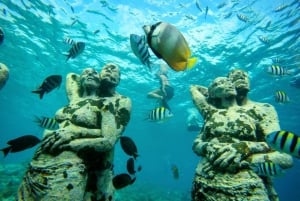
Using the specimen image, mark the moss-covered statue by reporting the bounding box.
[0,63,9,90]
[17,64,131,201]
[190,71,293,201]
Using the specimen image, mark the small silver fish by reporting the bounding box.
[237,13,249,22]
[66,41,85,61]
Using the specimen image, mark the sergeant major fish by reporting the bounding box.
[130,34,151,70]
[267,65,294,76]
[250,161,284,177]
[66,41,85,61]
[274,90,290,103]
[1,135,41,157]
[266,130,300,158]
[112,173,136,190]
[32,75,62,99]
[34,116,59,130]
[143,22,197,72]
[147,106,173,122]
[237,13,249,22]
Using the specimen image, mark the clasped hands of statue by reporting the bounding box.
[202,141,251,174]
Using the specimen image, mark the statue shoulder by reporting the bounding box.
[66,73,81,102]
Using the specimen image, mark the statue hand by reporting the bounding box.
[207,143,250,173]
[41,129,73,154]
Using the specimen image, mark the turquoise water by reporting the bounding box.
[0,0,299,200]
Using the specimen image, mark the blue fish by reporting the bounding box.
[130,34,151,70]
[266,130,300,158]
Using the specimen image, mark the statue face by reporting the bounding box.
[80,68,100,89]
[208,77,237,98]
[228,69,250,93]
[99,64,120,87]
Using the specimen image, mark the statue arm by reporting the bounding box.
[62,97,132,153]
[190,85,213,118]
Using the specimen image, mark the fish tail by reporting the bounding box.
[187,57,198,70]
[1,146,11,157]
[32,89,44,99]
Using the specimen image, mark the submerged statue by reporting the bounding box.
[17,64,131,201]
[0,62,9,90]
[190,73,293,201]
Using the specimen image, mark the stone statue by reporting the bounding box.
[17,64,131,201]
[190,75,293,201]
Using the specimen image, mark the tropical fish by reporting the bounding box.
[266,130,300,158]
[147,107,173,122]
[120,136,138,159]
[34,116,59,130]
[274,4,288,12]
[143,22,197,71]
[130,34,151,69]
[171,165,179,179]
[237,13,249,22]
[266,65,293,76]
[64,37,75,45]
[274,90,289,103]
[93,29,100,34]
[271,57,281,64]
[204,6,208,20]
[250,161,284,177]
[32,75,62,99]
[0,27,4,45]
[112,173,136,189]
[217,2,226,9]
[195,0,203,12]
[66,41,85,61]
[258,36,270,45]
[1,135,41,157]
[127,157,136,175]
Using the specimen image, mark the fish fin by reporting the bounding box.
[32,89,44,99]
[1,146,11,157]
[187,57,198,70]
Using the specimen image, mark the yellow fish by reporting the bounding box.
[143,22,197,72]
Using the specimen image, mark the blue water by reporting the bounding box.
[0,0,299,200]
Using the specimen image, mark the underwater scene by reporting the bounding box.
[0,0,300,200]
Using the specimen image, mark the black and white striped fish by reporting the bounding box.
[147,107,173,122]
[266,130,300,158]
[32,75,62,99]
[237,13,249,22]
[275,90,290,103]
[267,65,293,76]
[130,34,151,70]
[34,116,58,130]
[66,41,85,61]
[64,37,75,45]
[250,161,284,177]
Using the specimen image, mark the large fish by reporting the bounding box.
[32,75,62,99]
[130,34,151,70]
[266,130,300,158]
[143,22,197,71]
[1,135,41,157]
[112,173,136,189]
[66,41,85,61]
[120,136,139,159]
